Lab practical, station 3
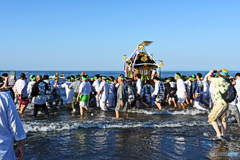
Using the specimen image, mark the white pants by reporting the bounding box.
[194,101,208,111]
[80,101,89,107]
[237,97,240,113]
[95,95,100,107]
[100,101,108,111]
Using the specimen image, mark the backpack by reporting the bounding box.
[220,84,237,103]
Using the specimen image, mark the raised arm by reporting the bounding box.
[208,70,215,82]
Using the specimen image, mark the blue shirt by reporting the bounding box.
[195,81,203,102]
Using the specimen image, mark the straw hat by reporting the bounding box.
[217,69,229,77]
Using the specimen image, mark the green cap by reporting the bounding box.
[82,76,88,81]
[175,74,181,79]
[118,77,124,80]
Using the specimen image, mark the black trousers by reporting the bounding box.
[34,104,49,117]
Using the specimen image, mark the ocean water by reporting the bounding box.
[1,71,240,160]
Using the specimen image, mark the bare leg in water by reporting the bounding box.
[19,104,27,113]
[67,103,72,109]
[125,112,129,119]
[181,103,186,109]
[115,111,129,120]
[80,105,91,116]
[115,111,120,120]
[173,99,177,107]
[155,101,162,110]
[178,102,186,109]
[211,121,227,137]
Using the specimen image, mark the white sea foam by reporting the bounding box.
[203,132,209,137]
[127,109,207,115]
[22,120,210,133]
[174,137,185,141]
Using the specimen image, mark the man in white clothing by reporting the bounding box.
[13,73,29,113]
[203,71,214,107]
[27,75,36,96]
[174,73,187,109]
[194,73,208,111]
[0,90,26,160]
[108,79,116,107]
[151,77,165,110]
[97,76,109,111]
[55,77,74,109]
[135,74,142,108]
[77,75,92,116]
[92,75,101,107]
[235,73,240,112]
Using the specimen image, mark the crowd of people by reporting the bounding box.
[1,68,240,159]
[0,69,240,142]
[0,70,240,119]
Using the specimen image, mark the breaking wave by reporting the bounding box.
[23,120,210,133]
[127,108,208,115]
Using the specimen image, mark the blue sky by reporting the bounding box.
[0,0,239,71]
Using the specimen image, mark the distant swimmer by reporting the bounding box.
[61,73,65,77]
[56,72,59,77]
